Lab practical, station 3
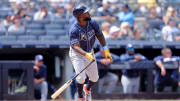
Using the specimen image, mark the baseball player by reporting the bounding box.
[69,5,113,101]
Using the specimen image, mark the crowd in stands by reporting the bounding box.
[0,0,179,42]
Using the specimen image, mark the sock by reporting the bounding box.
[87,80,95,90]
[77,83,83,98]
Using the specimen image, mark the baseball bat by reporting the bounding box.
[51,60,95,99]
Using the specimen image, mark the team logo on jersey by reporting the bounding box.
[81,33,87,41]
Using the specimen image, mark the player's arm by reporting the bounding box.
[93,20,113,62]
[72,43,95,61]
[72,43,86,56]
[96,34,106,47]
[156,60,166,76]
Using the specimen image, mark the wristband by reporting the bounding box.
[103,45,108,50]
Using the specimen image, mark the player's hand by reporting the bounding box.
[100,59,111,66]
[33,66,39,72]
[85,52,96,61]
[34,79,39,84]
[103,46,113,62]
[161,67,166,76]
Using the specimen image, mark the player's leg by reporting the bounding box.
[103,72,118,94]
[83,59,99,101]
[69,48,86,100]
[132,77,140,93]
[121,75,132,93]
[98,77,105,93]
[40,81,48,101]
[85,60,99,89]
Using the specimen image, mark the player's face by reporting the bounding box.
[169,20,176,27]
[35,60,43,67]
[163,50,172,58]
[80,12,91,21]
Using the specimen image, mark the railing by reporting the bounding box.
[93,61,180,99]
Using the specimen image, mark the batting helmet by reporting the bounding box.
[73,5,89,17]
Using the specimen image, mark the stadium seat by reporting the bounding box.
[0,35,16,41]
[26,29,46,36]
[46,29,67,36]
[17,35,37,41]
[45,24,64,30]
[51,19,69,25]
[32,20,50,24]
[26,23,43,29]
[8,31,25,36]
[39,35,57,41]
[0,31,6,36]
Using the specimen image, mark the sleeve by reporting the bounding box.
[91,20,103,37]
[120,54,127,61]
[69,30,80,45]
[135,53,147,60]
[95,52,102,62]
[33,12,39,20]
[111,53,120,62]
[153,56,162,62]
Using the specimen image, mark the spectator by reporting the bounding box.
[48,0,62,8]
[10,2,23,14]
[172,9,180,21]
[148,7,162,21]
[119,22,133,39]
[162,17,180,42]
[52,6,65,21]
[163,6,175,25]
[65,2,74,19]
[132,28,145,40]
[107,26,121,40]
[117,4,135,26]
[101,22,111,38]
[34,55,48,101]
[120,44,146,94]
[8,18,25,33]
[96,0,116,23]
[65,2,75,24]
[145,7,163,31]
[137,0,157,9]
[154,48,180,92]
[16,8,31,20]
[95,46,119,94]
[34,6,52,21]
[1,15,13,27]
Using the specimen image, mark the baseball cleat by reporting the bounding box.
[83,84,92,101]
[78,97,85,101]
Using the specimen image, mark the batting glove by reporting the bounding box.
[103,46,113,62]
[85,52,96,61]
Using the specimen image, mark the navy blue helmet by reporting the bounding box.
[73,5,89,17]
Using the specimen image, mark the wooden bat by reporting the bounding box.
[51,60,95,99]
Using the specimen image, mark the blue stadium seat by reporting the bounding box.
[0,31,6,36]
[45,24,64,30]
[0,35,16,41]
[8,31,25,36]
[51,19,69,25]
[17,35,37,41]
[32,20,50,24]
[46,29,66,36]
[26,23,43,29]
[26,29,46,36]
[39,35,57,41]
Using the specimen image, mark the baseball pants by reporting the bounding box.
[121,75,140,94]
[98,72,118,94]
[69,47,99,84]
[34,81,48,101]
